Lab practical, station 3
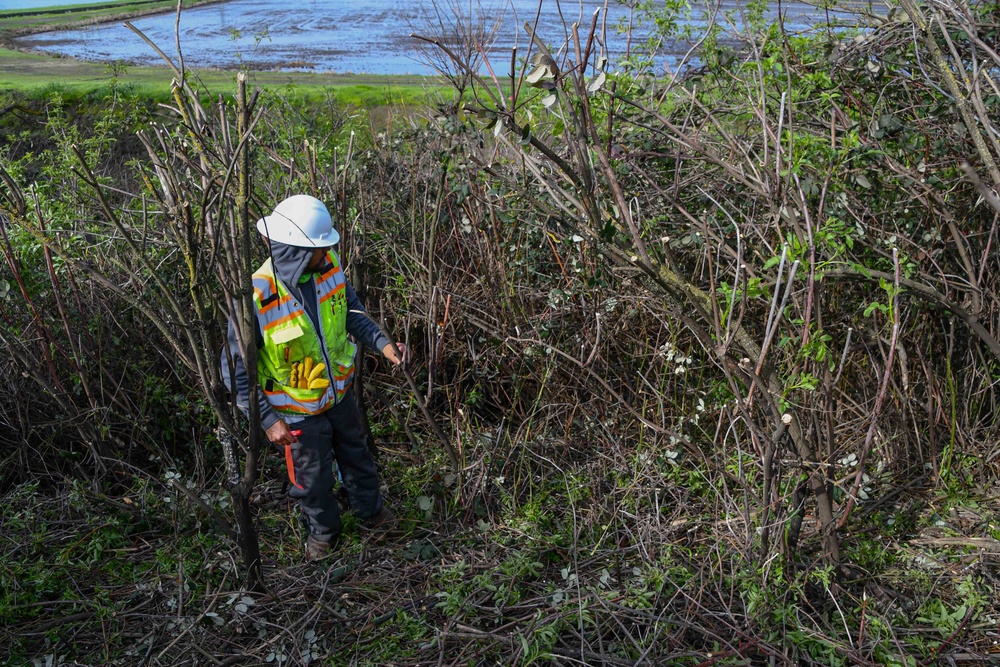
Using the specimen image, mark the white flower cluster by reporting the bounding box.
[657,341,696,374]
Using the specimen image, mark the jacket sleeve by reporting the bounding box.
[345,281,391,353]
[220,316,282,431]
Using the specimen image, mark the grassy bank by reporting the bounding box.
[0,1,447,104]
[0,46,448,104]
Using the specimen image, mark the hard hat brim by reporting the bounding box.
[256,216,340,248]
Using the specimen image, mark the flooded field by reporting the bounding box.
[15,0,860,75]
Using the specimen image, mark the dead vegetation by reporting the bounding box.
[2,0,1000,665]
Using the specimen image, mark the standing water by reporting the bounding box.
[12,0,859,75]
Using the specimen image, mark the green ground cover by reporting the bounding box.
[0,1,447,104]
[0,46,447,104]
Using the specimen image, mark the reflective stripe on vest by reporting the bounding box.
[252,252,356,416]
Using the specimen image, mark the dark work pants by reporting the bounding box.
[285,387,382,543]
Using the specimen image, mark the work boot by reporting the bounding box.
[362,505,397,531]
[305,536,333,562]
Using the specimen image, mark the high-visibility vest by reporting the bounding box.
[251,251,357,415]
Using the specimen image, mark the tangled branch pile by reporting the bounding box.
[1,1,999,665]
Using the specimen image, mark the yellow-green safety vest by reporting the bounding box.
[251,251,357,415]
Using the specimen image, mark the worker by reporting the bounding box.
[221,194,405,561]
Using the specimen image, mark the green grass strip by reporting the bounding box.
[0,47,451,105]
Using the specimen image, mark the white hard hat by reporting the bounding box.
[256,195,340,247]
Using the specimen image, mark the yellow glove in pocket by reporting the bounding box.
[289,358,329,390]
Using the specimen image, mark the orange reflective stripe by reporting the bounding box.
[319,283,345,303]
[258,304,297,329]
[259,293,291,314]
[275,403,314,415]
[284,444,304,490]
[263,387,331,411]
[254,253,355,416]
[253,273,276,295]
[262,309,305,332]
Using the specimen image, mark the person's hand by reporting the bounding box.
[265,419,299,447]
[382,341,407,366]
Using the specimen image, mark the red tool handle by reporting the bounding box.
[285,429,305,490]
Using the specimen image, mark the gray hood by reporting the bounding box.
[270,241,315,288]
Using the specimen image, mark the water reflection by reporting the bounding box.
[16,0,857,75]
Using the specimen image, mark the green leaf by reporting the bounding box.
[855,173,873,189]
[526,53,558,88]
[519,125,532,146]
[863,302,886,317]
[851,262,872,279]
[587,71,607,94]
[526,65,548,85]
